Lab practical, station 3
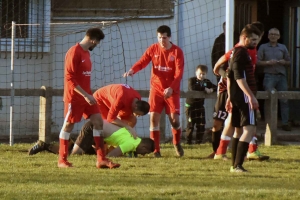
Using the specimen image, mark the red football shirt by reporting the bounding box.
[93,84,141,122]
[63,43,92,103]
[131,43,184,94]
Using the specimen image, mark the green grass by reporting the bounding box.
[0,143,300,200]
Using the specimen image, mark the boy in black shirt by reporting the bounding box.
[185,65,217,144]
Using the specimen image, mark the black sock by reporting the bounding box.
[231,137,240,167]
[234,141,249,168]
[211,129,222,152]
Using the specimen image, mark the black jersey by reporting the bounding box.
[227,46,257,104]
[185,77,217,106]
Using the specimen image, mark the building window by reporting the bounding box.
[0,0,50,54]
[51,0,174,21]
[0,0,29,38]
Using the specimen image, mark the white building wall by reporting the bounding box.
[0,0,226,138]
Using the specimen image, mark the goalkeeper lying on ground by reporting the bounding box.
[28,120,154,157]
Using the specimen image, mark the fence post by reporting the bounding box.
[39,86,52,143]
[264,89,277,146]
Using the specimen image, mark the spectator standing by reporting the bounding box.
[257,28,291,131]
[211,22,226,82]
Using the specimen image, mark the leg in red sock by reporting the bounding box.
[150,130,161,154]
[94,134,120,169]
[172,128,184,157]
[58,138,73,168]
[248,136,258,154]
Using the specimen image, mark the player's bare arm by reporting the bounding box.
[111,118,137,139]
[226,77,232,112]
[236,78,258,110]
[213,55,227,76]
[74,86,96,105]
[123,69,135,77]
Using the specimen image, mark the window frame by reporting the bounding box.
[0,0,50,53]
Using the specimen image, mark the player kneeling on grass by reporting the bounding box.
[29,120,154,159]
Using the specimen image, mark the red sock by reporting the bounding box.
[94,136,106,161]
[216,139,230,155]
[59,139,69,162]
[150,131,160,153]
[172,128,181,145]
[248,136,258,153]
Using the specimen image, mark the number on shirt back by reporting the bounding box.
[218,111,227,120]
[122,84,131,89]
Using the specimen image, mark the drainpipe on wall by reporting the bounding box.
[226,0,235,52]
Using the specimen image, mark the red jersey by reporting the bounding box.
[225,45,256,68]
[218,44,257,94]
[93,84,141,122]
[63,43,92,103]
[131,43,184,94]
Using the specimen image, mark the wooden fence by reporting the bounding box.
[1,86,300,146]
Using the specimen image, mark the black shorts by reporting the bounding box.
[213,92,228,122]
[231,102,257,127]
[75,121,96,155]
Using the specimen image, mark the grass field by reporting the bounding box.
[0,142,300,200]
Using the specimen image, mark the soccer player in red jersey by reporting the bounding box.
[93,83,150,135]
[123,25,185,157]
[58,28,120,169]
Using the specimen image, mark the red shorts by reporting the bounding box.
[64,101,100,123]
[149,89,180,115]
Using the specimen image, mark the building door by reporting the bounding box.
[290,7,300,88]
[235,0,257,33]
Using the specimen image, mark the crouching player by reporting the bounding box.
[29,120,154,161]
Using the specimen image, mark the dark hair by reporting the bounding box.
[251,21,264,36]
[196,65,208,73]
[157,25,171,37]
[136,100,150,115]
[240,24,261,38]
[86,28,105,41]
[136,138,155,154]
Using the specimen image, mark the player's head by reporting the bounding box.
[135,138,155,155]
[251,21,264,37]
[240,24,261,49]
[195,65,208,80]
[133,100,150,117]
[85,28,105,51]
[157,25,171,49]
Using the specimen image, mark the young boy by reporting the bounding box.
[185,65,217,144]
